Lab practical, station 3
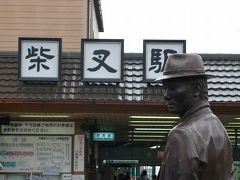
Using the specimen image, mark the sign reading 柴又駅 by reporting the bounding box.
[18,38,187,83]
[18,37,62,81]
[143,40,186,82]
[81,39,124,82]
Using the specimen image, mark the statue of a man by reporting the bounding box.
[155,53,235,180]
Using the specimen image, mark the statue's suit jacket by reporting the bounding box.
[158,101,235,180]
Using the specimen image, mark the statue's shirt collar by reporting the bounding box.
[181,100,210,122]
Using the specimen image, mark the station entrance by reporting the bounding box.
[97,147,162,180]
[99,164,159,180]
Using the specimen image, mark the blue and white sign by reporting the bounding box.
[92,132,115,142]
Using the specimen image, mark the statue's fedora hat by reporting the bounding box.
[155,53,215,81]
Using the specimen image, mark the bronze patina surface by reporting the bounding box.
[156,54,235,180]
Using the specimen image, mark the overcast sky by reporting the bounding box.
[99,0,240,54]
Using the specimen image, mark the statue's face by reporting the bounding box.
[162,78,195,117]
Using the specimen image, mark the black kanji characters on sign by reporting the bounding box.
[148,48,162,73]
[148,48,177,73]
[87,49,117,73]
[162,49,177,72]
[25,46,55,72]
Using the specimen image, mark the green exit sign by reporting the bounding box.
[93,132,115,142]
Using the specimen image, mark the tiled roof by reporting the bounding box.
[0,52,239,103]
[202,54,240,102]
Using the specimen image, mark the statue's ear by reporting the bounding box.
[193,83,201,97]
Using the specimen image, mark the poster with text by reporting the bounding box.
[0,135,72,173]
[73,135,85,172]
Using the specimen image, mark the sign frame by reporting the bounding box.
[143,39,186,82]
[92,131,115,142]
[0,135,72,173]
[81,39,124,82]
[73,135,85,172]
[1,121,75,135]
[18,37,62,81]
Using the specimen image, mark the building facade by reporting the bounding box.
[0,52,240,179]
[0,0,240,179]
[0,0,103,52]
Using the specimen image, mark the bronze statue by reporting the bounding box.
[155,54,235,180]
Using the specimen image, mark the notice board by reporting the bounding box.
[0,135,72,173]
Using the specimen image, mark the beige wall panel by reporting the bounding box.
[0,36,84,43]
[0,24,83,31]
[0,41,82,52]
[0,43,16,48]
[0,36,17,42]
[0,30,85,37]
[0,6,83,13]
[0,0,83,7]
[64,43,81,52]
[0,12,83,19]
[0,0,88,52]
[0,18,83,25]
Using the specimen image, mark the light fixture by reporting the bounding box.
[19,115,70,118]
[234,118,240,120]
[228,135,236,139]
[228,122,240,125]
[227,131,240,135]
[129,115,179,119]
[129,124,174,127]
[131,138,163,142]
[134,128,172,131]
[129,130,169,134]
[225,125,240,128]
[129,120,177,123]
[129,134,166,138]
[150,145,161,149]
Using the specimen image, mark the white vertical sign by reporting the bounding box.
[19,37,61,81]
[81,39,123,82]
[74,135,85,172]
[143,40,186,82]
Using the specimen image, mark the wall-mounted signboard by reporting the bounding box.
[92,132,115,142]
[18,37,62,81]
[1,121,75,135]
[0,135,72,173]
[73,135,85,172]
[81,39,124,82]
[143,39,186,82]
